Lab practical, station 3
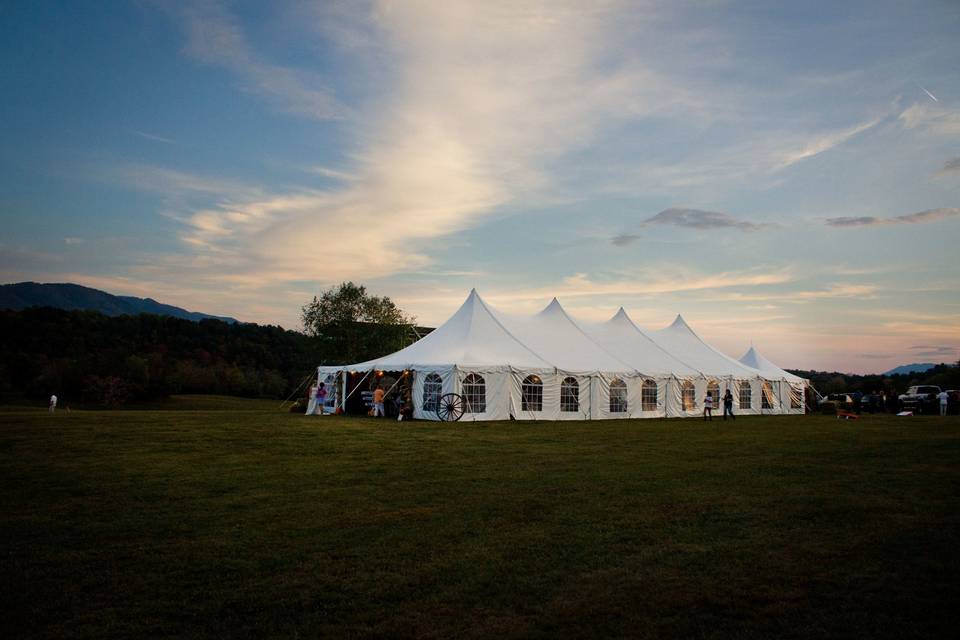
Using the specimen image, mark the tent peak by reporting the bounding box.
[538,297,566,317]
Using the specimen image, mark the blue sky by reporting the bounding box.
[1,0,958,373]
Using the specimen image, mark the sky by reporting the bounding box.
[1,0,958,374]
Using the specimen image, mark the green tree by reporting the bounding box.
[301,282,414,364]
[301,282,412,329]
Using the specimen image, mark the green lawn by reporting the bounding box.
[2,399,958,639]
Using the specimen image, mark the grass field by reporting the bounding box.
[2,397,959,639]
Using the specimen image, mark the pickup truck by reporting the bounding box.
[898,385,941,413]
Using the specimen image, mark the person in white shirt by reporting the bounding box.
[703,391,714,421]
[49,394,57,413]
[937,390,949,416]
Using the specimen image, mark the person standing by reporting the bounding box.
[315,382,327,415]
[938,389,949,416]
[703,391,713,421]
[49,394,57,413]
[723,389,734,420]
[373,386,385,417]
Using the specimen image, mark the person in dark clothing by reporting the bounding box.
[723,389,735,420]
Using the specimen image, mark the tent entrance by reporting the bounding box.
[343,370,409,417]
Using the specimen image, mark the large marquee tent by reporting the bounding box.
[317,289,808,420]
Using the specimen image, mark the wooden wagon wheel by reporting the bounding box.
[436,393,466,422]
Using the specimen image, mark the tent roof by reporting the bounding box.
[647,314,762,378]
[739,346,806,383]
[495,298,635,374]
[588,308,701,377]
[330,289,552,371]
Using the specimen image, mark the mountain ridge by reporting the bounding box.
[0,282,238,324]
[883,362,936,376]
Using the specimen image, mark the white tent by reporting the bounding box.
[588,308,704,417]
[647,315,772,415]
[739,346,807,414]
[318,290,805,421]
[319,289,552,421]
[495,299,640,420]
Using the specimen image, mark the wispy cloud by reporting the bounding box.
[935,157,960,178]
[705,284,879,303]
[643,207,775,231]
[825,207,960,228]
[899,103,960,136]
[774,115,884,169]
[112,164,265,199]
[151,2,737,286]
[908,345,957,359]
[610,233,641,247]
[131,130,176,144]
[163,0,346,121]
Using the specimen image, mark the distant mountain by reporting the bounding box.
[0,282,238,323]
[884,363,936,376]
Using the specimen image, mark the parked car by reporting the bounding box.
[821,393,854,411]
[898,385,941,414]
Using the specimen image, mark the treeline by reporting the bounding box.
[790,363,960,396]
[0,307,330,407]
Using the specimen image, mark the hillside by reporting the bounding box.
[0,282,238,323]
[884,363,936,376]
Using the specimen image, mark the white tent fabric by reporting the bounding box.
[587,308,704,417]
[319,289,552,421]
[317,290,806,421]
[739,346,807,414]
[494,299,640,420]
[647,315,770,415]
[738,346,805,383]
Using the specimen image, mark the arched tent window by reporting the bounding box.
[790,384,803,409]
[707,380,720,405]
[739,382,752,410]
[422,373,442,413]
[462,373,486,413]
[682,380,696,411]
[642,380,658,412]
[609,379,627,413]
[761,382,775,409]
[521,374,543,412]
[560,377,579,413]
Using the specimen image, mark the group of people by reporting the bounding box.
[310,379,412,420]
[702,389,735,421]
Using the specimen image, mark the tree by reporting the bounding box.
[301,282,415,364]
[301,282,412,331]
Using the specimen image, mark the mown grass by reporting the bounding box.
[1,400,958,639]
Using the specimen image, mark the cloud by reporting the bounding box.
[163,0,346,121]
[132,130,176,144]
[825,208,960,228]
[643,207,775,231]
[112,164,264,199]
[705,283,878,303]
[63,237,85,245]
[935,157,960,178]
[899,103,960,136]
[149,2,735,287]
[908,345,957,359]
[610,233,641,247]
[774,116,883,169]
